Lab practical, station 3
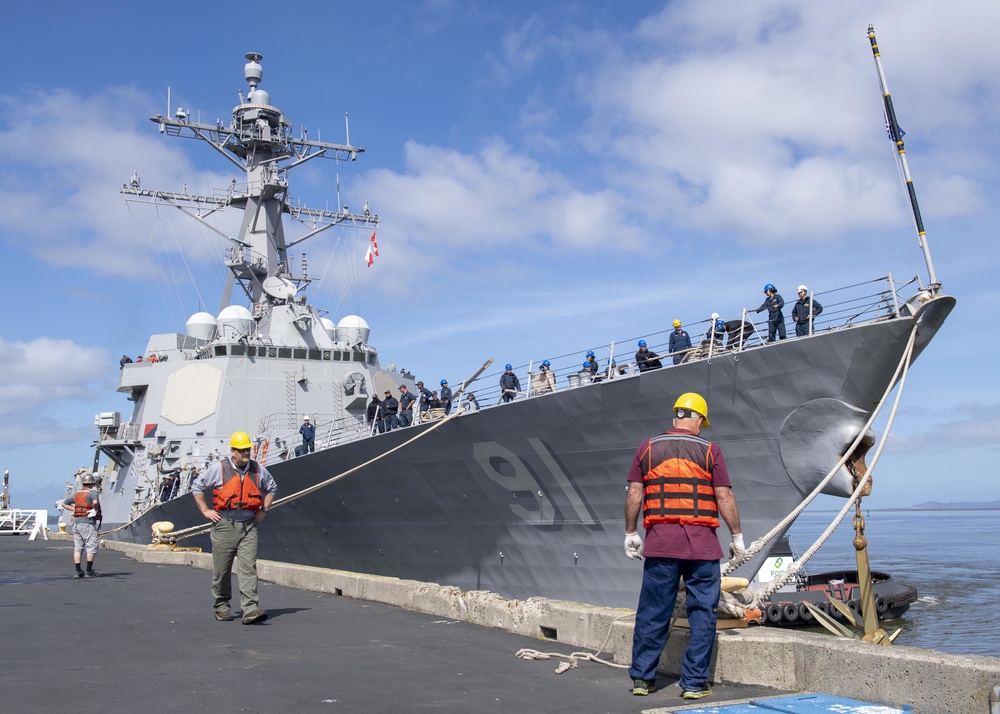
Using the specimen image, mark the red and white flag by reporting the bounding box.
[370,230,379,257]
[365,244,374,267]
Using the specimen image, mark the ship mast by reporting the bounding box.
[122,52,379,307]
[867,25,939,292]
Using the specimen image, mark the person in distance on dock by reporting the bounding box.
[668,320,691,364]
[398,385,416,427]
[635,340,663,372]
[60,473,102,578]
[299,415,315,454]
[500,364,520,403]
[439,380,453,415]
[382,390,399,430]
[750,284,786,342]
[192,431,276,625]
[623,393,744,700]
[791,285,823,337]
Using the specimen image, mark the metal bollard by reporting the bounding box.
[989,684,1000,714]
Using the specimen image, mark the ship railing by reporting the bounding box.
[444,274,921,408]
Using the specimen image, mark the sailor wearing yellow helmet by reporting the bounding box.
[668,319,692,364]
[624,392,743,700]
[191,431,277,625]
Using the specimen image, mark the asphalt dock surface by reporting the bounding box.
[2,537,782,713]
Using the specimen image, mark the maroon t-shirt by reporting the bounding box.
[627,428,731,560]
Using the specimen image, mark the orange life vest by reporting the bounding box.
[211,459,263,512]
[73,490,102,520]
[640,432,719,529]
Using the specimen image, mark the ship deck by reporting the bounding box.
[3,536,784,713]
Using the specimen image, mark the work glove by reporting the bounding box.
[728,532,747,560]
[86,509,98,518]
[624,532,643,560]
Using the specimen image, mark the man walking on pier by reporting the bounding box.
[192,431,277,625]
[623,393,744,700]
[60,473,101,578]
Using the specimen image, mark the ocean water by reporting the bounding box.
[786,509,1000,657]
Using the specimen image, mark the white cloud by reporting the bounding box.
[0,337,109,446]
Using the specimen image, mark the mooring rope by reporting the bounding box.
[720,323,918,608]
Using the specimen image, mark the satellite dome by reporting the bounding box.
[336,315,370,345]
[249,89,271,106]
[185,312,217,341]
[217,305,253,340]
[320,317,337,341]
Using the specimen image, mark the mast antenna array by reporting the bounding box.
[867,25,939,290]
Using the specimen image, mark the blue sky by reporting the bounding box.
[1,0,997,512]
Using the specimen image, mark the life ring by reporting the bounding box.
[782,603,799,623]
[797,602,815,622]
[875,596,889,614]
[765,603,782,623]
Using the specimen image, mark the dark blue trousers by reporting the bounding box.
[629,557,721,689]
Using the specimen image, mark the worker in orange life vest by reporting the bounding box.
[60,472,102,578]
[623,393,744,700]
[192,431,277,625]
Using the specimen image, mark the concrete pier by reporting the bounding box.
[7,536,998,713]
[103,539,1000,714]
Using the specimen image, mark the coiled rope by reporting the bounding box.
[514,613,635,672]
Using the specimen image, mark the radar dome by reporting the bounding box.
[320,317,337,341]
[217,305,254,340]
[337,315,370,345]
[249,89,271,106]
[186,312,218,341]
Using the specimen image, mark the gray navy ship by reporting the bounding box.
[86,49,954,609]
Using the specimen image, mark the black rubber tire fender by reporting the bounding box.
[797,602,815,622]
[765,603,782,623]
[782,603,799,623]
[875,596,889,614]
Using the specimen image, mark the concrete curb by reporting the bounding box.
[103,540,1000,714]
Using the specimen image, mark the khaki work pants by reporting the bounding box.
[210,518,259,614]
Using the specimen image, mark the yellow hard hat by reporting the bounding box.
[672,319,682,327]
[673,392,710,427]
[230,431,253,449]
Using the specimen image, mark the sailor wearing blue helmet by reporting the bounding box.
[750,284,786,342]
[635,340,663,372]
[706,317,727,348]
[583,351,600,376]
[499,364,520,403]
[439,379,453,415]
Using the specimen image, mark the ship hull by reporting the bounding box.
[107,295,953,608]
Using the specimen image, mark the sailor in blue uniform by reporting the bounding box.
[751,284,786,342]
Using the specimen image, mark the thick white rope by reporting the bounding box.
[745,324,918,605]
[515,613,635,672]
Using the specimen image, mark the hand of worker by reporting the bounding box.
[728,532,747,560]
[624,532,643,560]
[86,509,97,518]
